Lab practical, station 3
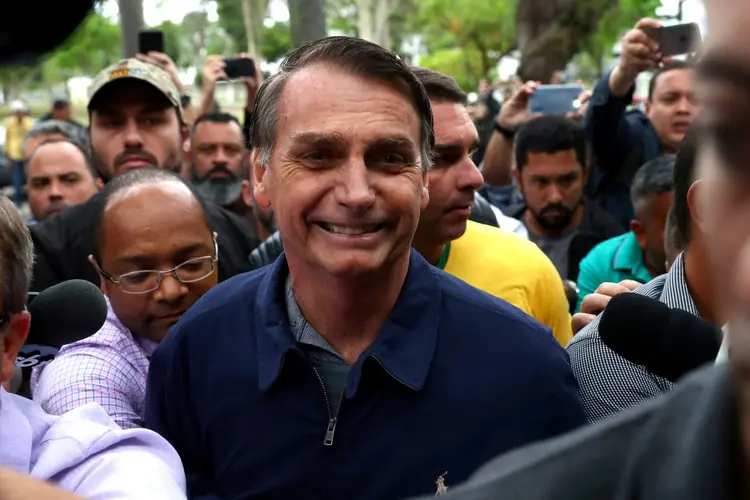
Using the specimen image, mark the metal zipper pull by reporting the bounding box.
[324,417,337,446]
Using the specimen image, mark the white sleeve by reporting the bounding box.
[59,430,187,500]
[490,205,529,240]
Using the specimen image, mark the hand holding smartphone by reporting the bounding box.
[223,58,256,79]
[642,23,702,57]
[138,30,164,54]
[528,85,584,115]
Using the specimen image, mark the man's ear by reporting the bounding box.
[252,150,272,210]
[88,254,108,295]
[512,167,521,187]
[1,311,30,384]
[420,172,430,211]
[687,180,706,233]
[630,219,647,250]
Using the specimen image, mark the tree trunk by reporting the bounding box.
[516,0,608,83]
[288,0,327,48]
[357,0,392,49]
[117,0,144,58]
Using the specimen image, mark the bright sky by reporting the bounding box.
[101,0,289,26]
[102,0,705,34]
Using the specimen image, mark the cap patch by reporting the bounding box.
[109,68,148,80]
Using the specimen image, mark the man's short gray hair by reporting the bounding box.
[250,36,435,171]
[0,196,34,313]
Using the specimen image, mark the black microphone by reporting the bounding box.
[599,293,721,382]
[16,280,108,368]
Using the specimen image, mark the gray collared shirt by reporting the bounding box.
[567,252,697,422]
[285,276,350,415]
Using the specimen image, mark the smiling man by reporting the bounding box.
[32,168,219,429]
[145,37,586,500]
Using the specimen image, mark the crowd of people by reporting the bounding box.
[1,3,749,498]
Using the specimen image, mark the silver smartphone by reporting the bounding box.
[643,23,702,57]
[528,85,584,115]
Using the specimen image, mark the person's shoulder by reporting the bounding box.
[461,221,556,273]
[437,269,551,341]
[581,232,628,262]
[30,401,184,490]
[431,393,662,500]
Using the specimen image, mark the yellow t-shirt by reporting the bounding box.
[3,115,35,160]
[441,220,573,346]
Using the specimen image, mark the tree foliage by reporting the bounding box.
[414,0,515,84]
[43,11,122,79]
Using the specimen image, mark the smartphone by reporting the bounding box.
[643,23,702,57]
[224,58,255,79]
[138,30,164,54]
[528,85,584,115]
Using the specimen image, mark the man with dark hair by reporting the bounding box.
[584,18,698,226]
[567,128,720,423]
[575,156,675,310]
[146,37,586,499]
[39,98,85,134]
[25,139,101,222]
[410,67,572,345]
[33,167,218,430]
[28,58,260,293]
[508,115,624,281]
[414,3,750,496]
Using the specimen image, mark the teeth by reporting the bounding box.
[324,224,376,235]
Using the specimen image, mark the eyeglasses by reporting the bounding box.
[95,239,218,295]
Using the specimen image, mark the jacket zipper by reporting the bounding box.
[311,366,345,446]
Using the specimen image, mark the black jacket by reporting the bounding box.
[507,200,625,282]
[248,195,501,270]
[30,191,260,292]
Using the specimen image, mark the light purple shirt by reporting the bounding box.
[32,296,157,429]
[0,388,186,498]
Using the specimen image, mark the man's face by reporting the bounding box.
[697,0,750,364]
[631,191,674,276]
[253,66,428,277]
[89,80,185,180]
[95,182,218,343]
[646,68,698,152]
[415,101,482,247]
[26,142,100,221]
[53,105,71,121]
[517,150,585,233]
[190,120,247,207]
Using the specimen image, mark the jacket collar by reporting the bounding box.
[254,249,441,395]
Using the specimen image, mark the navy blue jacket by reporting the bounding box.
[146,250,587,500]
[584,70,663,227]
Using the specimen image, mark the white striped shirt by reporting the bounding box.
[566,253,698,422]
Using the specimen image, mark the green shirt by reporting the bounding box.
[575,232,654,312]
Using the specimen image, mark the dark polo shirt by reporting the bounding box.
[415,364,744,499]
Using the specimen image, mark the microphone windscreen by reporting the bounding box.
[26,279,108,348]
[600,293,720,382]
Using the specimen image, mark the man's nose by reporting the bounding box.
[546,184,563,203]
[676,96,693,114]
[48,181,63,199]
[456,160,484,191]
[123,120,145,148]
[154,273,189,303]
[337,162,375,211]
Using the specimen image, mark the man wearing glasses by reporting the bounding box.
[32,167,219,429]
